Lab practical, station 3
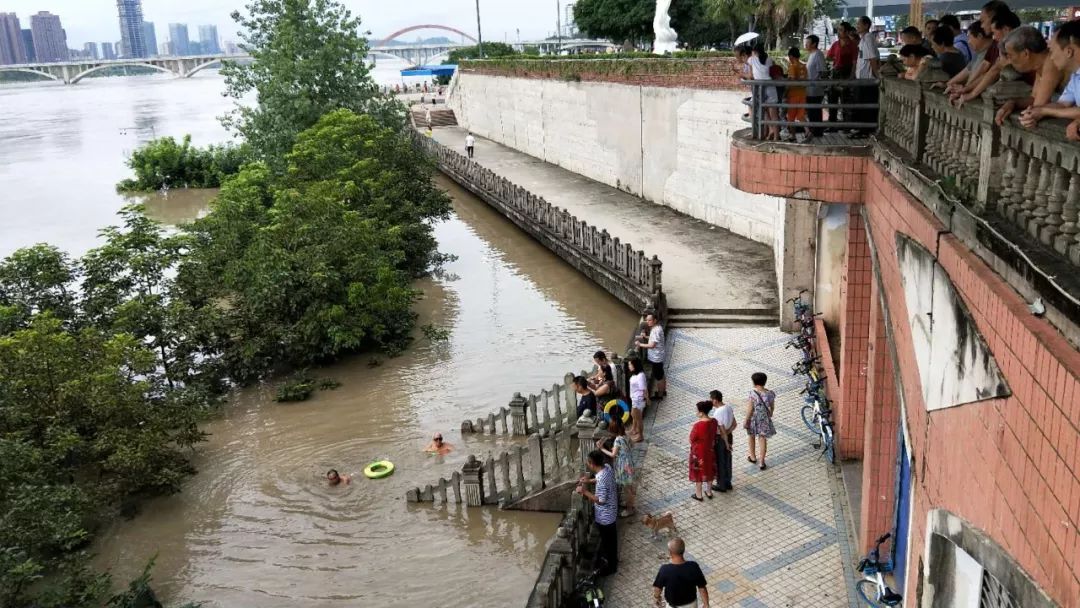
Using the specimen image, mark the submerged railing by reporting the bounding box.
[878,77,1080,268]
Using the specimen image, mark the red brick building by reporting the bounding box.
[732,75,1080,607]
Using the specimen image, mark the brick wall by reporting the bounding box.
[460,57,746,90]
[730,144,868,204]
[859,278,901,555]
[864,162,1080,605]
[837,206,870,460]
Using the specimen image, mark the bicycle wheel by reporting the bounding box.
[856,579,886,607]
[800,404,818,433]
[825,436,836,465]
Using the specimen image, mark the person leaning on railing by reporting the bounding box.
[825,22,858,126]
[992,26,1067,126]
[1020,20,1080,140]
[898,44,934,80]
[944,21,995,92]
[950,1,1018,105]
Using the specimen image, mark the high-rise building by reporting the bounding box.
[21,29,34,62]
[168,23,190,56]
[142,21,157,57]
[0,13,27,65]
[224,40,240,55]
[116,0,147,57]
[198,24,220,54]
[564,3,577,38]
[30,12,68,63]
[101,41,116,59]
[83,41,99,59]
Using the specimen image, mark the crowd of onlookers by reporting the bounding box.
[737,1,1080,142]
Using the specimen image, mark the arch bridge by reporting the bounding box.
[0,54,250,85]
[370,25,475,65]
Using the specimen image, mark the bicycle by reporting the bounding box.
[856,533,903,607]
[800,383,836,464]
[574,566,605,607]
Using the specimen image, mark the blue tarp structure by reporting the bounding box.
[400,65,457,78]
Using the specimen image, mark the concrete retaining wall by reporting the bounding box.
[448,72,784,246]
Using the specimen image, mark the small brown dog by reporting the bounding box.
[641,511,677,539]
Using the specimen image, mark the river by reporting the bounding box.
[0,65,638,606]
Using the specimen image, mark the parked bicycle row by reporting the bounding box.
[785,290,837,465]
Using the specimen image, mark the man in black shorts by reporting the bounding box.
[653,537,709,608]
[636,313,667,400]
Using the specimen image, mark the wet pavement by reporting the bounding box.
[605,327,857,608]
[431,128,778,312]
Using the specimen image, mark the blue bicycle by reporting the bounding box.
[856,533,903,606]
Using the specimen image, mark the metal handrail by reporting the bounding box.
[742,78,880,139]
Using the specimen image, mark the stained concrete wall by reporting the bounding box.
[449,74,783,246]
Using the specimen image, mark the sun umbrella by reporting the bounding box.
[734,32,760,47]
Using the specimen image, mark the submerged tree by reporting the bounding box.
[220,0,402,172]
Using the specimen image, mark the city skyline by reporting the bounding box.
[0,1,566,49]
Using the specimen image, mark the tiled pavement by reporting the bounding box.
[605,327,859,608]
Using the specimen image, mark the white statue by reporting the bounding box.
[653,0,678,55]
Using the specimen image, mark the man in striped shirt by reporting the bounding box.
[577,449,619,576]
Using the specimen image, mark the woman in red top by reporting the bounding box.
[826,23,859,123]
[688,400,718,500]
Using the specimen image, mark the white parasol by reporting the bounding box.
[734,32,760,47]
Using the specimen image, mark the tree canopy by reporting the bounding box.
[446,42,518,63]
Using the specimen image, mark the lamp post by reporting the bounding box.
[475,0,484,58]
[556,0,563,55]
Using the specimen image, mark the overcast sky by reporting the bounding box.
[3,0,562,47]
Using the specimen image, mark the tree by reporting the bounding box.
[445,42,518,63]
[573,0,660,46]
[0,244,78,333]
[176,109,451,382]
[220,0,401,172]
[116,135,250,192]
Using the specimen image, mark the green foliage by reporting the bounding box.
[421,324,451,342]
[705,0,817,50]
[220,0,402,172]
[175,109,451,382]
[573,0,656,46]
[117,135,251,193]
[276,372,316,402]
[446,42,519,63]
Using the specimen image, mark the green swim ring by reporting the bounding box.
[363,460,395,479]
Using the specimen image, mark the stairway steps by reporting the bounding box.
[667,309,777,328]
[412,108,458,127]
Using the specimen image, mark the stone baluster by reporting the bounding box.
[509,392,529,436]
[541,433,559,483]
[1016,154,1041,224]
[437,477,449,503]
[552,384,564,431]
[1055,174,1080,255]
[499,407,509,434]
[548,527,576,600]
[528,433,545,491]
[1040,166,1068,245]
[540,390,552,431]
[1002,149,1029,220]
[486,411,496,434]
[577,414,599,472]
[420,485,434,501]
[451,471,462,503]
[996,146,1017,215]
[513,445,527,498]
[649,256,663,293]
[484,455,498,504]
[528,394,540,432]
[406,487,421,502]
[498,452,512,503]
[1025,156,1052,235]
[463,455,485,506]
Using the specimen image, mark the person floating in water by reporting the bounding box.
[327,469,350,485]
[425,433,453,455]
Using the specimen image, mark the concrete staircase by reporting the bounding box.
[667,307,777,328]
[411,106,458,128]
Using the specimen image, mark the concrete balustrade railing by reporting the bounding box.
[525,493,594,608]
[412,131,664,310]
[878,78,1080,267]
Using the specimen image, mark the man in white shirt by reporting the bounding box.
[464,133,476,159]
[804,35,827,136]
[854,16,881,136]
[635,313,667,400]
[709,390,737,492]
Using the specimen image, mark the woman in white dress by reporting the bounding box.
[746,43,780,140]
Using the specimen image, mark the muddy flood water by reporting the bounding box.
[0,73,638,606]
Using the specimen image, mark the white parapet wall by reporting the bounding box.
[449,73,784,246]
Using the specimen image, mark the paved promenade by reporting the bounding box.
[431,128,777,313]
[607,327,857,608]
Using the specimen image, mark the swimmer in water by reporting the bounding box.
[424,433,453,455]
[327,469,350,485]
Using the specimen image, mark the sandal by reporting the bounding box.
[747,456,757,464]
[760,463,768,470]
[690,494,703,502]
[705,492,714,500]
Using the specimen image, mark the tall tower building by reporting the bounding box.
[168,23,190,56]
[116,0,147,57]
[198,24,220,54]
[0,13,27,65]
[30,12,68,63]
[101,41,116,59]
[83,41,100,59]
[21,29,34,62]
[142,21,157,57]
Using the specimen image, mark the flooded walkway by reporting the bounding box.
[431,127,777,314]
[606,327,856,607]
